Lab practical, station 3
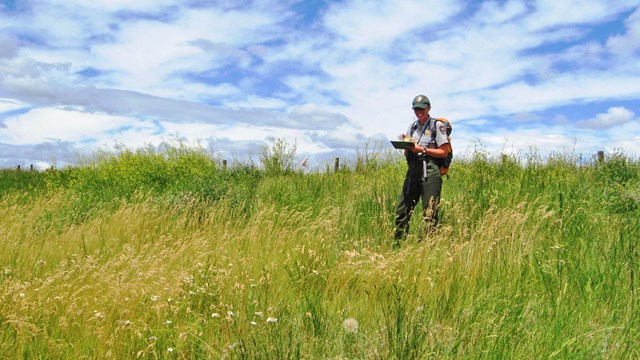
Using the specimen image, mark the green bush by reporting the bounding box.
[259,138,297,175]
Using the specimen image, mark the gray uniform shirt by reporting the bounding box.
[406,117,449,153]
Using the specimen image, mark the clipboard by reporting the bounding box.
[390,140,415,149]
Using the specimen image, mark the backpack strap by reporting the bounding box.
[429,117,439,143]
[409,120,429,144]
[408,120,419,137]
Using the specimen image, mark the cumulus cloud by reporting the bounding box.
[575,107,636,129]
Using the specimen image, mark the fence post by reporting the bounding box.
[17,165,21,171]
[597,151,604,163]
[334,157,339,172]
[30,164,34,171]
[223,159,227,170]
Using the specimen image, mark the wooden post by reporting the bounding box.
[334,157,339,172]
[597,151,604,163]
[30,164,34,171]
[223,159,227,170]
[17,165,21,171]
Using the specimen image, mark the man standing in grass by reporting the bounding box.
[393,95,451,246]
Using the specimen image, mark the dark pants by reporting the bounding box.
[394,159,442,241]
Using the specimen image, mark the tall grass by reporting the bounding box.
[0,144,638,358]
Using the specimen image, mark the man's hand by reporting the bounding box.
[410,142,424,154]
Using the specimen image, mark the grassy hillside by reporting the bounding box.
[1,144,638,359]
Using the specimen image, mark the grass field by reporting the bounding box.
[1,143,639,359]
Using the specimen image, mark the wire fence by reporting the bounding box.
[11,152,610,173]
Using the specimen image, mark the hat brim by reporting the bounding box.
[412,103,430,109]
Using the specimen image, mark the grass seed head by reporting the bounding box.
[343,318,359,333]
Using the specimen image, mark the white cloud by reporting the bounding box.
[607,7,640,57]
[525,0,639,30]
[55,0,181,12]
[0,141,79,168]
[476,74,640,116]
[0,107,150,145]
[0,98,27,113]
[475,0,528,24]
[0,35,19,59]
[576,106,636,129]
[225,94,288,110]
[90,20,205,92]
[511,112,544,122]
[453,124,598,160]
[323,0,459,49]
[10,2,291,102]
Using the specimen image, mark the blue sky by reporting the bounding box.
[1,0,639,169]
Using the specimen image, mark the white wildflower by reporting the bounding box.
[342,318,359,334]
[254,311,264,317]
[227,311,235,317]
[211,313,220,318]
[250,321,257,326]
[167,347,174,353]
[266,317,278,323]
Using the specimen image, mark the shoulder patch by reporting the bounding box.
[438,125,446,135]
